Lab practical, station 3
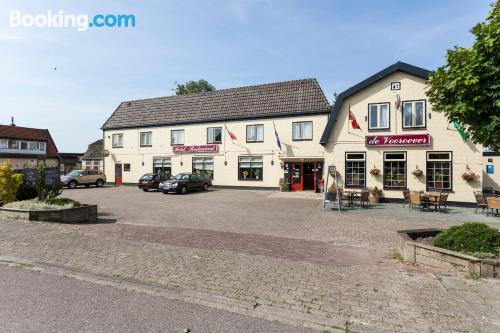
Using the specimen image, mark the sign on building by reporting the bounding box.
[365,134,430,147]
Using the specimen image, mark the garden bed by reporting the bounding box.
[0,204,97,223]
[398,228,500,278]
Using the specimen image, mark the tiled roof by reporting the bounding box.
[0,124,59,158]
[82,139,103,160]
[102,78,330,130]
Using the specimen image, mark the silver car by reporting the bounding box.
[61,169,106,189]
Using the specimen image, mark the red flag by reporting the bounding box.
[225,125,237,140]
[348,105,361,130]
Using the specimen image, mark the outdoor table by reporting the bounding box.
[343,190,361,207]
[422,192,440,211]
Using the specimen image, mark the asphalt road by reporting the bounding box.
[0,265,313,333]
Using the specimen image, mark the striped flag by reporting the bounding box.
[225,124,237,141]
[273,122,282,151]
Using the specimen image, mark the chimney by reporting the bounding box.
[11,117,15,126]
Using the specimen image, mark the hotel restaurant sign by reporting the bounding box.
[172,144,218,154]
[365,134,430,147]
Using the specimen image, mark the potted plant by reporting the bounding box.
[255,169,261,180]
[397,175,406,187]
[435,171,443,188]
[327,182,337,201]
[279,178,290,192]
[242,170,249,179]
[369,167,380,176]
[369,186,383,204]
[411,167,424,177]
[462,169,479,182]
[318,179,325,192]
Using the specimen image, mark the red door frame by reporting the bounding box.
[115,163,123,186]
[290,162,303,191]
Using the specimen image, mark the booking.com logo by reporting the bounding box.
[9,10,136,31]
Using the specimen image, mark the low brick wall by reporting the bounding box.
[0,205,97,223]
[398,228,499,278]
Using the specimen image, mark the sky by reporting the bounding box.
[0,0,493,152]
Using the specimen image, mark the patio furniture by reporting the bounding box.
[474,191,488,214]
[402,190,410,207]
[436,192,449,212]
[426,191,441,207]
[486,196,500,217]
[359,190,370,207]
[409,191,429,211]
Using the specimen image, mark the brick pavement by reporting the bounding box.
[0,187,499,332]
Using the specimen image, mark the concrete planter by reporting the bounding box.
[0,205,97,223]
[398,228,499,278]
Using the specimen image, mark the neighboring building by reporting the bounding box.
[81,139,104,171]
[59,153,84,175]
[0,123,59,170]
[320,62,483,203]
[102,79,330,189]
[483,151,500,192]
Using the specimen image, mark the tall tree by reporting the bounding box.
[426,0,500,150]
[175,79,215,95]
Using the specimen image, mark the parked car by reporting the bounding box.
[162,172,212,194]
[138,173,170,192]
[61,169,106,189]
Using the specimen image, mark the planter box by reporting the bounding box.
[0,205,97,223]
[398,228,499,278]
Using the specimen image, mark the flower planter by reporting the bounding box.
[398,228,499,278]
[369,195,380,204]
[0,204,98,223]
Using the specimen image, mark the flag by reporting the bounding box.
[348,105,361,130]
[225,124,237,141]
[452,120,468,141]
[273,122,282,151]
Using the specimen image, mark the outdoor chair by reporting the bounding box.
[409,192,428,211]
[486,196,500,217]
[474,191,487,214]
[402,190,410,208]
[360,190,370,207]
[436,192,449,212]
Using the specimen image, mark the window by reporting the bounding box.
[112,133,123,148]
[426,152,452,190]
[207,127,222,144]
[9,140,19,149]
[403,100,426,128]
[238,156,263,180]
[0,139,8,149]
[192,157,214,179]
[246,125,264,142]
[124,163,131,172]
[171,130,184,145]
[345,152,366,187]
[28,141,39,150]
[20,141,28,150]
[39,142,46,151]
[383,152,406,189]
[368,103,390,130]
[84,160,101,171]
[140,132,152,147]
[153,157,171,176]
[292,122,313,141]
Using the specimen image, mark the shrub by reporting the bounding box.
[16,182,38,201]
[43,197,81,207]
[0,162,23,204]
[5,200,75,211]
[35,164,62,200]
[433,223,500,257]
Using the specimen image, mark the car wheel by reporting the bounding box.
[202,183,208,191]
[96,179,104,187]
[68,180,78,189]
[181,186,187,194]
[143,188,149,192]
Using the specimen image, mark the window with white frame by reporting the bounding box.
[403,100,426,128]
[426,152,452,190]
[368,103,389,130]
[84,160,101,171]
[0,139,8,149]
[345,152,366,187]
[383,152,406,189]
[171,130,184,145]
[153,157,171,176]
[9,140,19,149]
[140,131,152,147]
[192,157,214,179]
[292,121,313,140]
[112,133,123,148]
[238,156,263,180]
[207,127,222,144]
[246,125,264,142]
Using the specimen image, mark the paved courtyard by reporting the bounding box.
[1,186,499,332]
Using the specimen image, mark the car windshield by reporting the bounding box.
[140,174,155,181]
[65,170,82,177]
[173,174,191,180]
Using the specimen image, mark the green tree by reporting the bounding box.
[175,79,215,95]
[0,162,23,204]
[426,1,500,150]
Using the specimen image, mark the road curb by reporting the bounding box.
[0,255,368,332]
